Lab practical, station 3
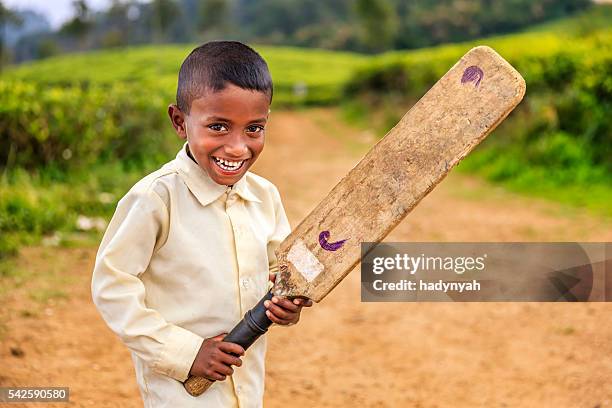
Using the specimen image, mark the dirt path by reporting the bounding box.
[1,109,611,407]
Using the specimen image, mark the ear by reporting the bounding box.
[168,104,188,139]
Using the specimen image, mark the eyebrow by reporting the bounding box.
[206,116,267,123]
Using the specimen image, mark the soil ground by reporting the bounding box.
[1,109,611,407]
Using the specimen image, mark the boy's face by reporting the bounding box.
[169,83,270,186]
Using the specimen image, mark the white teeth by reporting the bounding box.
[213,157,245,171]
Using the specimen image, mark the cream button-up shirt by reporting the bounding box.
[91,143,290,408]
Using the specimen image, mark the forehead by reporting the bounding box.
[189,84,270,120]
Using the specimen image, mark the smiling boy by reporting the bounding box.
[91,41,311,408]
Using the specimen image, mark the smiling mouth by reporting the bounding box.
[212,156,247,173]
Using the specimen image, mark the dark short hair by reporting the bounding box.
[176,41,273,113]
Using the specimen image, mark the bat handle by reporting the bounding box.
[183,291,274,397]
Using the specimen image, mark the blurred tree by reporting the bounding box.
[0,1,22,69]
[2,0,597,60]
[354,0,398,52]
[394,0,593,49]
[102,0,130,47]
[198,0,230,37]
[235,0,356,47]
[150,0,181,42]
[37,38,60,58]
[60,0,93,49]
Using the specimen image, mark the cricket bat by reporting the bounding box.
[184,45,526,396]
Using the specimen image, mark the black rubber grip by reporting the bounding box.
[223,291,274,350]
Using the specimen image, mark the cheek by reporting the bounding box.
[249,138,265,157]
[189,133,220,157]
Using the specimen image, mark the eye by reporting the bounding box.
[208,123,228,132]
[246,124,265,134]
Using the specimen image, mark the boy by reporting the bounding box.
[91,41,312,408]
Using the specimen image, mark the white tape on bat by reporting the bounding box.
[287,239,324,282]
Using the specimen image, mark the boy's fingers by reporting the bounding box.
[218,352,243,368]
[219,354,242,367]
[265,310,293,325]
[212,333,228,342]
[203,366,227,381]
[206,373,225,381]
[213,362,234,377]
[218,341,245,356]
[269,297,300,312]
[208,370,227,381]
[264,302,293,320]
[266,309,297,325]
[292,298,313,307]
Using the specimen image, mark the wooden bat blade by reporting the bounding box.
[272,46,526,302]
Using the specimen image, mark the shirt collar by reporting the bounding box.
[174,142,261,207]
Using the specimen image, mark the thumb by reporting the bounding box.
[212,333,228,341]
[269,272,276,283]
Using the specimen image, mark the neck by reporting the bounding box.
[186,144,198,164]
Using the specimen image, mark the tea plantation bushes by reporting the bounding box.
[4,45,368,108]
[343,30,612,213]
[0,80,174,172]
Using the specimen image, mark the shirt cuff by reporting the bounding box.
[153,325,204,382]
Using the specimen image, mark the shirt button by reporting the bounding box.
[236,385,243,394]
[241,278,249,289]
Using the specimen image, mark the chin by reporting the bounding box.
[209,168,248,186]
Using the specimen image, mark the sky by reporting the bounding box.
[4,0,114,29]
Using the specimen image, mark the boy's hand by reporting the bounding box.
[189,333,244,381]
[265,273,313,326]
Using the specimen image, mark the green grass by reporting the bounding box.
[0,161,158,259]
[457,155,612,218]
[3,45,369,106]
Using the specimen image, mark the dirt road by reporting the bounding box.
[1,109,611,407]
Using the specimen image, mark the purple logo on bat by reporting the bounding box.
[319,231,348,251]
[461,65,484,88]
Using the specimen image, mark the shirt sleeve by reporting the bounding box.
[91,186,204,382]
[267,185,291,277]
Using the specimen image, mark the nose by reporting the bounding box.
[224,132,249,158]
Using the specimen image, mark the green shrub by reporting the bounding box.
[343,29,612,215]
[0,80,174,172]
